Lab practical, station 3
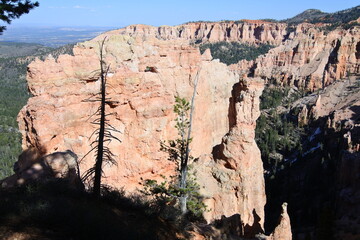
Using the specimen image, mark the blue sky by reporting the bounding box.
[8,0,360,28]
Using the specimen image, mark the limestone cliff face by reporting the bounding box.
[18,33,266,228]
[252,26,360,90]
[115,21,287,45]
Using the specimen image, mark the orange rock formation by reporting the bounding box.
[267,203,292,240]
[116,21,287,45]
[18,33,266,234]
[252,26,360,90]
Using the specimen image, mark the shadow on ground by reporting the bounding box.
[0,180,181,240]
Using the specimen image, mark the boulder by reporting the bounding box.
[1,149,81,188]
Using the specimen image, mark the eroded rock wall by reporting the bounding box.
[112,22,360,92]
[195,78,265,234]
[113,21,287,45]
[18,33,266,228]
[252,26,360,90]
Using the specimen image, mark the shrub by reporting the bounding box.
[142,171,208,221]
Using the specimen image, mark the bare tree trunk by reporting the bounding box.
[93,40,107,197]
[179,162,188,214]
[179,68,201,215]
[80,37,120,197]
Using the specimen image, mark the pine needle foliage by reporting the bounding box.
[142,69,207,219]
[0,0,39,33]
[143,94,207,219]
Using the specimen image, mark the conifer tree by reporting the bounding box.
[0,0,39,33]
[144,70,203,216]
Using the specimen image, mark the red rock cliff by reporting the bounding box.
[115,21,287,45]
[251,25,360,90]
[118,22,360,92]
[18,33,266,231]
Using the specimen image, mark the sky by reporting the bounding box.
[7,0,360,29]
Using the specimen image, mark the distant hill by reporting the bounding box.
[282,9,328,24]
[282,5,360,24]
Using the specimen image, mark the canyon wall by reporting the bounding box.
[114,21,287,45]
[117,22,360,91]
[18,32,266,232]
[292,77,360,239]
[251,25,360,90]
[16,20,360,238]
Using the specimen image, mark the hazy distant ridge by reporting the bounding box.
[0,26,113,47]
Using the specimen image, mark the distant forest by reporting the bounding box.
[0,42,74,179]
[199,41,274,65]
[281,5,360,25]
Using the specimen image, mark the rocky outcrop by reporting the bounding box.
[195,78,265,234]
[0,149,80,188]
[18,33,266,228]
[298,105,309,126]
[115,21,288,45]
[292,75,360,121]
[251,26,360,90]
[267,203,292,240]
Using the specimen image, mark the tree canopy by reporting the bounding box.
[0,0,39,33]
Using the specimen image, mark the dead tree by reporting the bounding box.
[81,37,121,197]
[178,69,200,214]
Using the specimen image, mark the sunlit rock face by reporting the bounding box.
[252,26,360,90]
[195,78,265,231]
[116,20,288,45]
[266,203,292,240]
[19,30,266,229]
[118,22,360,92]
